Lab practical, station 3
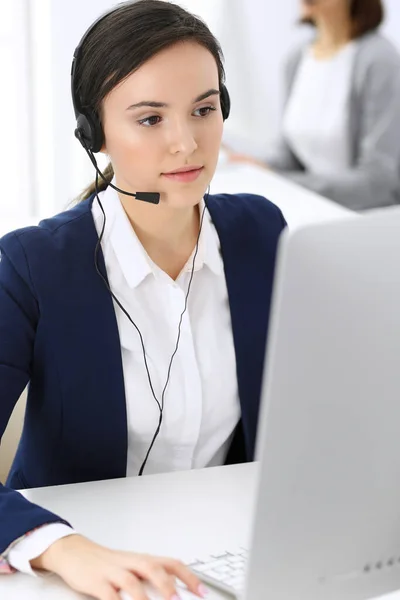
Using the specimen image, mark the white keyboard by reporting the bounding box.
[185,548,248,597]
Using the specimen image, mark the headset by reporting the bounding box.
[71,2,231,476]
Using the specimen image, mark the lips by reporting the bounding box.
[162,166,204,183]
[164,165,203,174]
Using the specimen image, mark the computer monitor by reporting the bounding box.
[245,207,400,600]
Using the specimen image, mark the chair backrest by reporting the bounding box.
[0,390,26,484]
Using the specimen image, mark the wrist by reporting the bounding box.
[30,533,81,572]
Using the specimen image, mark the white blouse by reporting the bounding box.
[93,182,241,476]
[283,42,358,175]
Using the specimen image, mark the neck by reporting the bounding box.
[121,197,199,248]
[314,10,352,54]
[116,184,201,280]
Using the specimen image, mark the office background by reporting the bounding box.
[1,0,400,222]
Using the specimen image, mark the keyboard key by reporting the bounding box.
[185,547,248,596]
[189,559,228,572]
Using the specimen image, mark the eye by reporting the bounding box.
[137,115,162,127]
[193,106,217,118]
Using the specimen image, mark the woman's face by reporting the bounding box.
[300,0,350,20]
[101,41,224,209]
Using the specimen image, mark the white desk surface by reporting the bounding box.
[211,163,352,229]
[0,164,351,238]
[1,464,255,600]
[1,463,399,600]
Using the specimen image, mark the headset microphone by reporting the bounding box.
[134,192,161,203]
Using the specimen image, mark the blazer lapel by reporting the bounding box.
[207,194,280,460]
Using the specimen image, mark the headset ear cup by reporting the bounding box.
[76,113,94,150]
[90,110,105,153]
[220,84,231,121]
[76,110,104,153]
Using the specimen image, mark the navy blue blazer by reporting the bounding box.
[0,192,286,554]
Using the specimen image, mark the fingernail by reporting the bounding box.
[198,584,209,597]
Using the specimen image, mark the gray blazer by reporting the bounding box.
[266,32,400,210]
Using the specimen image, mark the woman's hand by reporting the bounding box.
[30,534,206,600]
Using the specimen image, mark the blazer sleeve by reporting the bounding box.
[284,42,400,210]
[0,231,70,560]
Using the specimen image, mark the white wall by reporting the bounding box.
[0,1,34,218]
[383,0,400,51]
[30,0,115,216]
[219,0,309,156]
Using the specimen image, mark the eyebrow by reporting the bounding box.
[126,88,221,111]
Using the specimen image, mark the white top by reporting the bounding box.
[7,182,240,574]
[283,42,358,175]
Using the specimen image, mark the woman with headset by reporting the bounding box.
[0,1,286,599]
[228,0,400,211]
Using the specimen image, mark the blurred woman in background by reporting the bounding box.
[228,0,400,211]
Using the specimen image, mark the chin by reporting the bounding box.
[162,186,210,209]
[160,173,213,208]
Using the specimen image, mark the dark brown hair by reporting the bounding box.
[74,0,226,202]
[300,0,384,39]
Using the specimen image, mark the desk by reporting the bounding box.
[0,464,399,600]
[0,165,351,238]
[211,164,352,229]
[1,464,255,600]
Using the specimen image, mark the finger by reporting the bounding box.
[158,558,205,597]
[95,582,121,600]
[133,559,177,600]
[112,570,148,600]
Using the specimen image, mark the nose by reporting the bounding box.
[167,117,198,156]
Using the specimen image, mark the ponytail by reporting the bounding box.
[76,162,114,202]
